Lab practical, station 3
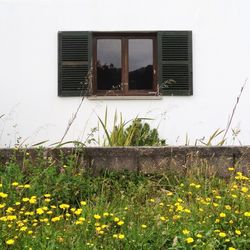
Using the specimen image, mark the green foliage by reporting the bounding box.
[0,151,250,249]
[98,109,166,146]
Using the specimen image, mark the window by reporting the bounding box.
[58,31,192,97]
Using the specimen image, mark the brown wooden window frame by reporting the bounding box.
[92,32,157,96]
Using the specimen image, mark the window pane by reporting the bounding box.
[129,39,153,90]
[97,39,121,90]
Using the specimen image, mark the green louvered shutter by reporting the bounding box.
[158,31,192,96]
[58,31,92,96]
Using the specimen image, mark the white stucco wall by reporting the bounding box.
[0,0,250,147]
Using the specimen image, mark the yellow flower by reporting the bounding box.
[113,234,118,238]
[228,167,234,171]
[219,232,227,238]
[0,203,6,208]
[20,226,28,231]
[80,201,87,206]
[117,220,124,226]
[235,229,241,235]
[196,233,203,238]
[219,212,226,218]
[0,192,8,198]
[160,216,166,221]
[225,205,231,210]
[24,184,31,189]
[6,239,15,245]
[103,212,109,217]
[186,237,194,244]
[36,208,44,215]
[141,224,147,229]
[118,234,125,239]
[74,209,82,216]
[59,204,70,210]
[149,198,155,203]
[11,182,19,186]
[182,229,190,235]
[241,187,248,193]
[51,216,61,222]
[0,183,2,188]
[22,197,29,202]
[94,214,101,220]
[114,217,120,222]
[244,211,250,217]
[228,247,236,250]
[44,194,51,198]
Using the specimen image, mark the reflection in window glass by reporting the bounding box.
[129,39,153,90]
[97,39,121,90]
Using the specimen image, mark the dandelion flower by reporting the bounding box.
[6,239,15,245]
[182,229,190,235]
[244,211,250,217]
[219,212,226,218]
[235,229,241,235]
[94,214,101,220]
[186,237,194,244]
[118,234,125,239]
[219,232,227,238]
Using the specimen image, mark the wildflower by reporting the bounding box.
[6,239,15,245]
[235,229,241,235]
[20,226,28,231]
[36,208,44,215]
[228,247,236,250]
[117,220,124,226]
[11,182,19,186]
[94,214,101,220]
[186,237,194,244]
[219,232,227,238]
[0,203,6,208]
[59,204,70,210]
[241,187,248,193]
[228,167,234,171]
[114,217,120,222]
[141,224,147,229]
[118,234,125,239]
[24,184,31,188]
[159,202,164,206]
[160,216,166,221]
[44,194,51,198]
[0,183,2,188]
[80,201,87,206]
[113,234,118,238]
[225,205,231,210]
[103,212,109,217]
[45,198,51,203]
[22,197,29,202]
[196,233,203,238]
[74,209,82,216]
[51,216,61,222]
[219,212,226,218]
[149,198,155,203]
[244,211,250,217]
[167,191,173,196]
[182,229,190,235]
[0,192,8,198]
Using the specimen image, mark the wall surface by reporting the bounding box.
[1,0,250,147]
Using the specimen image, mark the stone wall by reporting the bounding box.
[0,147,250,177]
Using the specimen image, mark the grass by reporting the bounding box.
[0,150,249,249]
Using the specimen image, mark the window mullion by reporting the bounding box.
[122,37,129,95]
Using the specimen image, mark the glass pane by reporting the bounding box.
[97,39,121,90]
[129,39,153,90]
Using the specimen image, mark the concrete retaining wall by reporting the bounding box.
[1,147,250,177]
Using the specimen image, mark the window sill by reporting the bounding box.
[87,96,163,100]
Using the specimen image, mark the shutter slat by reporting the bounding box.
[158,31,193,96]
[58,31,92,96]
